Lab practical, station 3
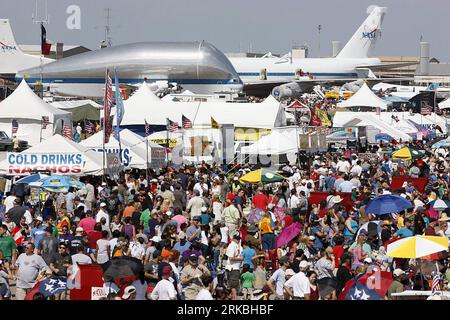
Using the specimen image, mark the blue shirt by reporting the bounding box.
[173,241,190,256]
[200,213,210,225]
[241,247,256,269]
[396,227,414,238]
[31,225,46,248]
[311,226,324,250]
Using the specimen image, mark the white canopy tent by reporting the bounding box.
[438,98,450,109]
[0,80,72,146]
[80,131,148,169]
[51,99,103,110]
[119,84,286,129]
[337,83,390,110]
[240,129,299,155]
[0,134,104,176]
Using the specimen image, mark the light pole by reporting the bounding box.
[318,24,322,58]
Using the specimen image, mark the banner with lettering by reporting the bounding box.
[6,153,84,176]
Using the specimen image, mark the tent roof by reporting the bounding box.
[0,134,103,175]
[240,129,298,154]
[120,90,285,129]
[126,82,161,104]
[119,129,164,149]
[337,83,390,110]
[51,99,103,109]
[438,98,450,109]
[0,80,70,121]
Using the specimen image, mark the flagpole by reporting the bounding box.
[102,69,107,180]
[40,119,43,143]
[146,133,149,179]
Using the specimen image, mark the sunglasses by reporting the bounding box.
[59,246,67,249]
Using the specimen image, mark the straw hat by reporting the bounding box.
[332,195,344,203]
[438,212,450,222]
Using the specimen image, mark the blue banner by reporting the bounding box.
[114,69,125,142]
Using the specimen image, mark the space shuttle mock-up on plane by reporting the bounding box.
[228,5,393,97]
[17,40,243,97]
[0,19,54,76]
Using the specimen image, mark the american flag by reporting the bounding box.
[63,123,72,139]
[432,272,441,293]
[420,104,432,115]
[42,116,49,129]
[85,120,95,134]
[182,114,192,129]
[166,118,179,132]
[144,119,150,137]
[11,119,18,134]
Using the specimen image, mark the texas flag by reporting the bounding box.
[339,271,393,300]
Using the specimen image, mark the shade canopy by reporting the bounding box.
[239,168,285,184]
[337,83,390,110]
[387,236,448,258]
[365,194,413,215]
[391,146,426,160]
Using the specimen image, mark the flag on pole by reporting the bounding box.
[85,120,95,134]
[11,119,18,134]
[182,115,193,129]
[41,116,49,129]
[40,23,51,56]
[432,271,441,293]
[103,69,113,143]
[144,119,150,137]
[210,116,219,129]
[166,118,179,132]
[114,69,125,142]
[420,104,432,115]
[63,123,72,139]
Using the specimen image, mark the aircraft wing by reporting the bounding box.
[356,61,418,71]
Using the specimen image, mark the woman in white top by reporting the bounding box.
[96,231,111,264]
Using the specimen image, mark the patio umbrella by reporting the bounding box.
[391,146,426,160]
[339,271,393,300]
[15,173,49,184]
[25,276,68,300]
[386,235,448,259]
[432,137,450,149]
[429,199,450,211]
[365,194,413,215]
[39,175,85,193]
[239,168,285,184]
[276,222,302,248]
[101,256,145,284]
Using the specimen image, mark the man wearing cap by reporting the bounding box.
[151,265,177,300]
[96,202,110,226]
[180,254,211,300]
[267,255,290,300]
[225,234,243,300]
[31,217,46,249]
[284,260,311,300]
[388,269,405,299]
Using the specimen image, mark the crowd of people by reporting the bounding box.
[0,139,450,300]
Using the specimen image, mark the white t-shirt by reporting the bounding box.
[220,226,229,244]
[96,210,110,226]
[289,195,300,209]
[96,239,110,264]
[24,210,33,225]
[151,279,177,300]
[225,241,242,271]
[284,271,311,298]
[196,288,214,300]
[336,160,350,173]
[129,242,146,260]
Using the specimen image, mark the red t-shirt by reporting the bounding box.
[252,193,269,210]
[332,245,344,268]
[240,226,248,243]
[87,230,103,249]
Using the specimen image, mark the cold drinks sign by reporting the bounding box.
[6,153,84,175]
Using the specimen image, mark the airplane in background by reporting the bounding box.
[16,40,243,97]
[229,6,416,98]
[0,19,54,77]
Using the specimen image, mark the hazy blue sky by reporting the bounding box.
[1,0,449,60]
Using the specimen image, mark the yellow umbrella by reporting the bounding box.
[391,147,426,160]
[239,168,285,184]
[387,236,448,259]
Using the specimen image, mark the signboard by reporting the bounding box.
[375,133,393,142]
[150,138,178,148]
[91,287,106,300]
[6,153,84,176]
[92,148,130,167]
[105,153,123,179]
[326,127,358,141]
[149,148,166,169]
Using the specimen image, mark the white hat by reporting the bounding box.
[299,260,310,269]
[268,203,275,210]
[76,227,83,233]
[301,179,307,184]
[100,202,107,207]
[101,182,107,186]
[285,269,295,277]
[332,195,343,203]
[36,216,43,222]
[201,206,207,212]
[151,178,158,182]
[363,257,372,264]
[165,210,172,216]
[122,285,136,299]
[151,236,161,243]
[314,155,320,159]
[393,269,405,277]
[308,235,316,241]
[233,177,239,181]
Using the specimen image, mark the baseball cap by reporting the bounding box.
[188,254,198,261]
[76,227,84,233]
[101,182,107,186]
[165,210,172,217]
[122,285,136,299]
[268,203,275,210]
[299,260,310,269]
[285,269,295,277]
[363,257,372,264]
[151,236,161,243]
[36,216,43,222]
[201,206,207,213]
[393,269,405,277]
[308,235,316,241]
[233,177,239,181]
[100,202,107,207]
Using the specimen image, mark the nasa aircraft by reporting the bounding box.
[229,6,415,98]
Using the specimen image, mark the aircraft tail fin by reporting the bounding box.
[0,19,24,54]
[336,6,387,59]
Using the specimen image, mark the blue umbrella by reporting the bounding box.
[40,175,85,193]
[15,173,49,184]
[365,194,413,215]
